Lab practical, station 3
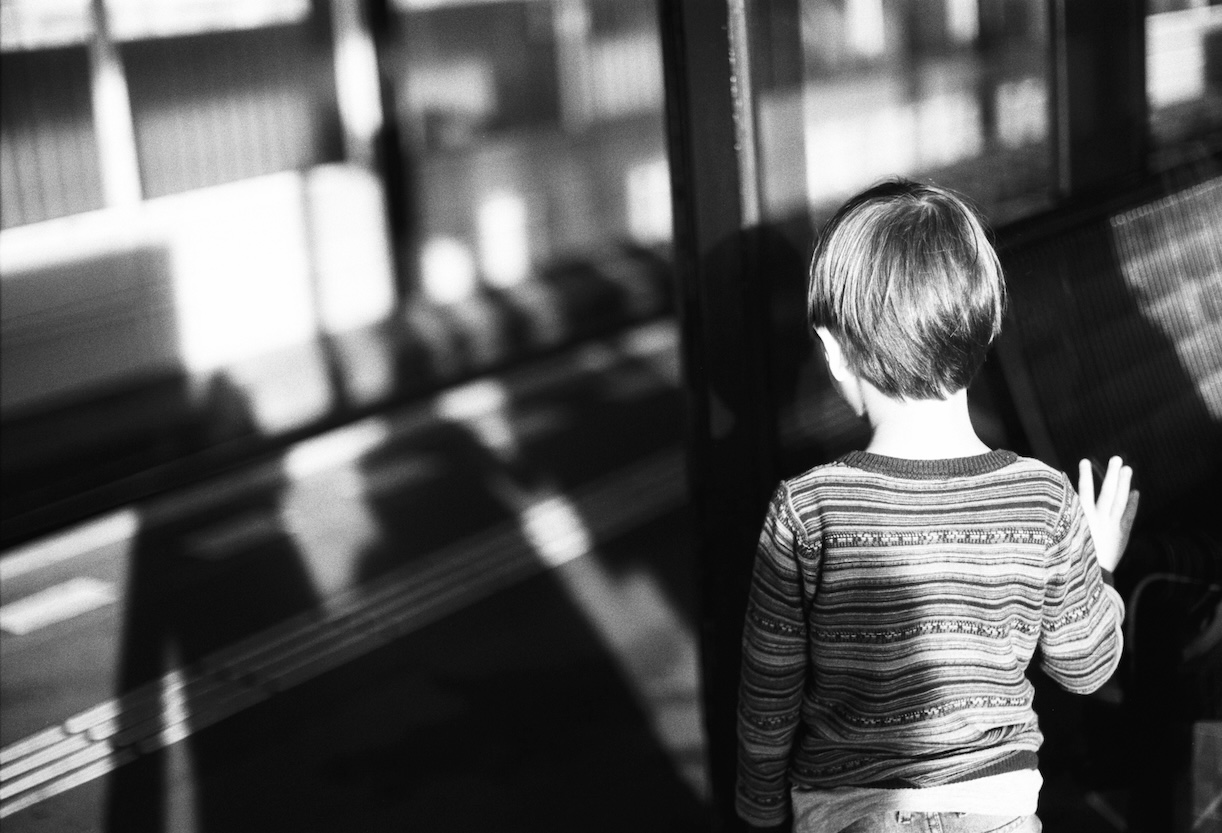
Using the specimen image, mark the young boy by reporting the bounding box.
[736,179,1138,833]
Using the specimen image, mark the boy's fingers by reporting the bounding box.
[1078,459,1096,511]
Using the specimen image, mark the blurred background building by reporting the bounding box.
[1,0,1219,831]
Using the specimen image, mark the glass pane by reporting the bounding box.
[1146,0,1222,170]
[750,0,1056,470]
[0,46,105,227]
[122,23,342,198]
[380,0,672,312]
[0,0,92,52]
[0,0,105,228]
[757,0,1055,226]
[106,0,309,40]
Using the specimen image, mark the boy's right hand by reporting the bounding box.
[1077,456,1140,573]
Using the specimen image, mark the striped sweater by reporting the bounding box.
[736,450,1125,827]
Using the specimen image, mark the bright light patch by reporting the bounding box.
[1147,7,1222,107]
[283,417,391,481]
[618,320,677,359]
[917,92,981,168]
[420,237,477,304]
[806,114,871,201]
[520,495,593,569]
[333,3,383,159]
[806,102,916,203]
[478,192,530,289]
[168,172,317,372]
[626,158,673,245]
[865,103,918,177]
[157,668,192,749]
[1,164,394,402]
[803,77,986,208]
[435,378,517,458]
[996,77,1047,148]
[304,166,396,332]
[0,578,117,636]
[0,510,139,582]
[104,0,308,41]
[757,89,808,216]
[279,465,382,605]
[845,0,886,57]
[405,59,496,123]
[434,378,507,422]
[945,0,979,44]
[93,43,142,207]
[395,0,508,11]
[219,342,335,435]
[0,0,90,52]
[588,34,665,121]
[617,321,681,386]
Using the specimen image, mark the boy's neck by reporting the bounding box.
[861,385,991,460]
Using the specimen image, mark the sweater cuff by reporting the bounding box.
[736,790,791,830]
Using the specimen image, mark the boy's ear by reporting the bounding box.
[815,328,852,382]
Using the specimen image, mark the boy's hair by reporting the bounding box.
[807,178,1006,400]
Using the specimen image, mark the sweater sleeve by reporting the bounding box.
[736,484,811,827]
[1038,473,1126,694]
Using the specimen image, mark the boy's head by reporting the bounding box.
[807,178,1006,400]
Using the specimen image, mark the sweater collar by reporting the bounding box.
[837,449,1018,479]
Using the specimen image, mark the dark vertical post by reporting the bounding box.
[658,2,780,828]
[363,0,415,303]
[307,0,344,163]
[1052,0,1148,198]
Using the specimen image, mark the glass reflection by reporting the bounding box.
[1146,0,1222,170]
[380,0,670,306]
[752,0,1057,471]
[755,0,1055,225]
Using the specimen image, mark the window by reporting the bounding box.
[1146,0,1222,169]
[1,1,103,227]
[748,0,1057,463]
[121,22,341,198]
[754,0,1055,226]
[380,0,672,303]
[0,45,103,227]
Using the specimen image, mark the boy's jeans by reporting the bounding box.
[838,813,1041,833]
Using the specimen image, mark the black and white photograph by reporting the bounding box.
[1,1,1218,831]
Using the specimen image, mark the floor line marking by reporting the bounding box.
[0,741,113,803]
[0,578,118,636]
[0,756,126,819]
[0,735,91,784]
[0,512,138,583]
[0,727,67,768]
